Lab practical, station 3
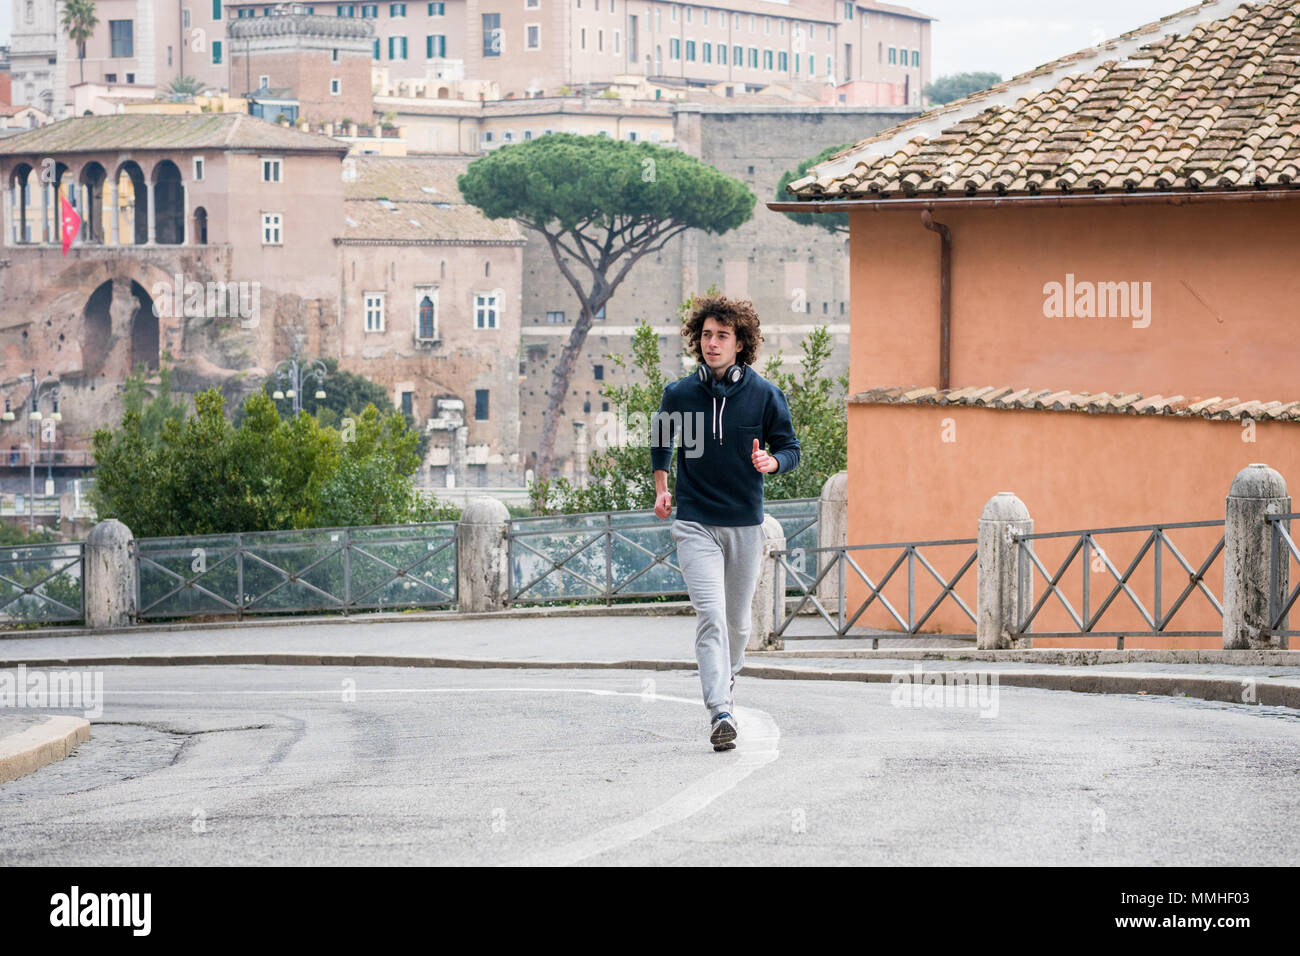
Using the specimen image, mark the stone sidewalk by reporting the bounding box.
[0,612,1297,709]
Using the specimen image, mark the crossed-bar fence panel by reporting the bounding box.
[0,541,85,624]
[135,523,458,619]
[506,499,819,606]
[1013,520,1225,639]
[1267,513,1298,639]
[772,538,978,639]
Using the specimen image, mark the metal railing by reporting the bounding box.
[506,498,819,607]
[1014,520,1225,642]
[1267,513,1298,640]
[0,540,85,624]
[773,537,978,640]
[135,523,457,620]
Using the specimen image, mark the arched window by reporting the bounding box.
[418,295,435,338]
[152,160,185,244]
[193,206,208,244]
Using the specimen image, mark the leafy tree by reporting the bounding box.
[120,358,188,444]
[923,72,1002,105]
[459,132,755,479]
[776,143,854,235]
[60,0,99,85]
[760,327,849,500]
[90,388,458,536]
[236,356,430,462]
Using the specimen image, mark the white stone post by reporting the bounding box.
[1223,463,1291,650]
[456,496,510,611]
[750,514,786,650]
[977,492,1033,649]
[84,519,136,628]
[816,470,848,611]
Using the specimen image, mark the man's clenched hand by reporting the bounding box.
[752,438,778,474]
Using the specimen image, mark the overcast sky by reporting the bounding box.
[0,0,1188,85]
[919,0,1189,79]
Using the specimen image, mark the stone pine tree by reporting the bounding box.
[776,143,854,236]
[61,0,100,85]
[458,133,755,479]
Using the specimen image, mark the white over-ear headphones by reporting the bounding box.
[697,362,745,385]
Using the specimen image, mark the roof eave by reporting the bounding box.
[768,188,1300,213]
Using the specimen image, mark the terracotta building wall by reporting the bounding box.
[842,199,1300,645]
[847,200,1300,402]
[844,403,1300,647]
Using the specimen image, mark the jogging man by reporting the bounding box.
[650,295,800,752]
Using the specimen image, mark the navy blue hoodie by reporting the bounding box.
[649,365,800,526]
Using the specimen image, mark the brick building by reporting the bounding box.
[228,12,375,123]
[0,113,527,492]
[338,154,526,486]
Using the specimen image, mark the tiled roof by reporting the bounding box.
[788,0,1300,199]
[0,113,349,155]
[339,156,526,243]
[848,385,1300,422]
[856,1,935,21]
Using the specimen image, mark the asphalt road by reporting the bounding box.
[1,664,1297,865]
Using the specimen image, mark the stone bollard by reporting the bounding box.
[456,496,510,612]
[816,471,848,611]
[84,519,136,628]
[749,514,787,651]
[977,492,1033,650]
[1223,463,1291,650]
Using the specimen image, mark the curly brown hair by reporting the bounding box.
[681,294,765,367]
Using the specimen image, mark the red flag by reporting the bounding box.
[60,194,81,256]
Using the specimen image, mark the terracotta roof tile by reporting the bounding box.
[846,384,1300,422]
[338,155,526,244]
[0,112,348,155]
[788,0,1300,201]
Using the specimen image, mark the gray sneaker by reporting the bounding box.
[709,711,738,751]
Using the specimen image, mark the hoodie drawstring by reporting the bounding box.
[719,396,726,443]
[711,395,717,443]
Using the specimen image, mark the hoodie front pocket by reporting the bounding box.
[734,425,763,469]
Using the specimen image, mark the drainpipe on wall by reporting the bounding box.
[920,209,951,391]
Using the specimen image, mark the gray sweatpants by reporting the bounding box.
[670,518,766,716]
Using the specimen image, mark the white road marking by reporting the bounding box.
[91,682,783,867]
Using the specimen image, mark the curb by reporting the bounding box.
[752,648,1300,666]
[2,653,1296,711]
[0,715,91,785]
[0,601,699,641]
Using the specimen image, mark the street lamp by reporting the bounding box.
[2,369,61,532]
[271,351,327,416]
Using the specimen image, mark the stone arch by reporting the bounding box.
[113,160,147,245]
[128,280,159,371]
[151,160,184,245]
[8,162,37,244]
[78,161,108,244]
[193,205,208,244]
[79,275,160,377]
[81,280,114,376]
[51,161,70,242]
